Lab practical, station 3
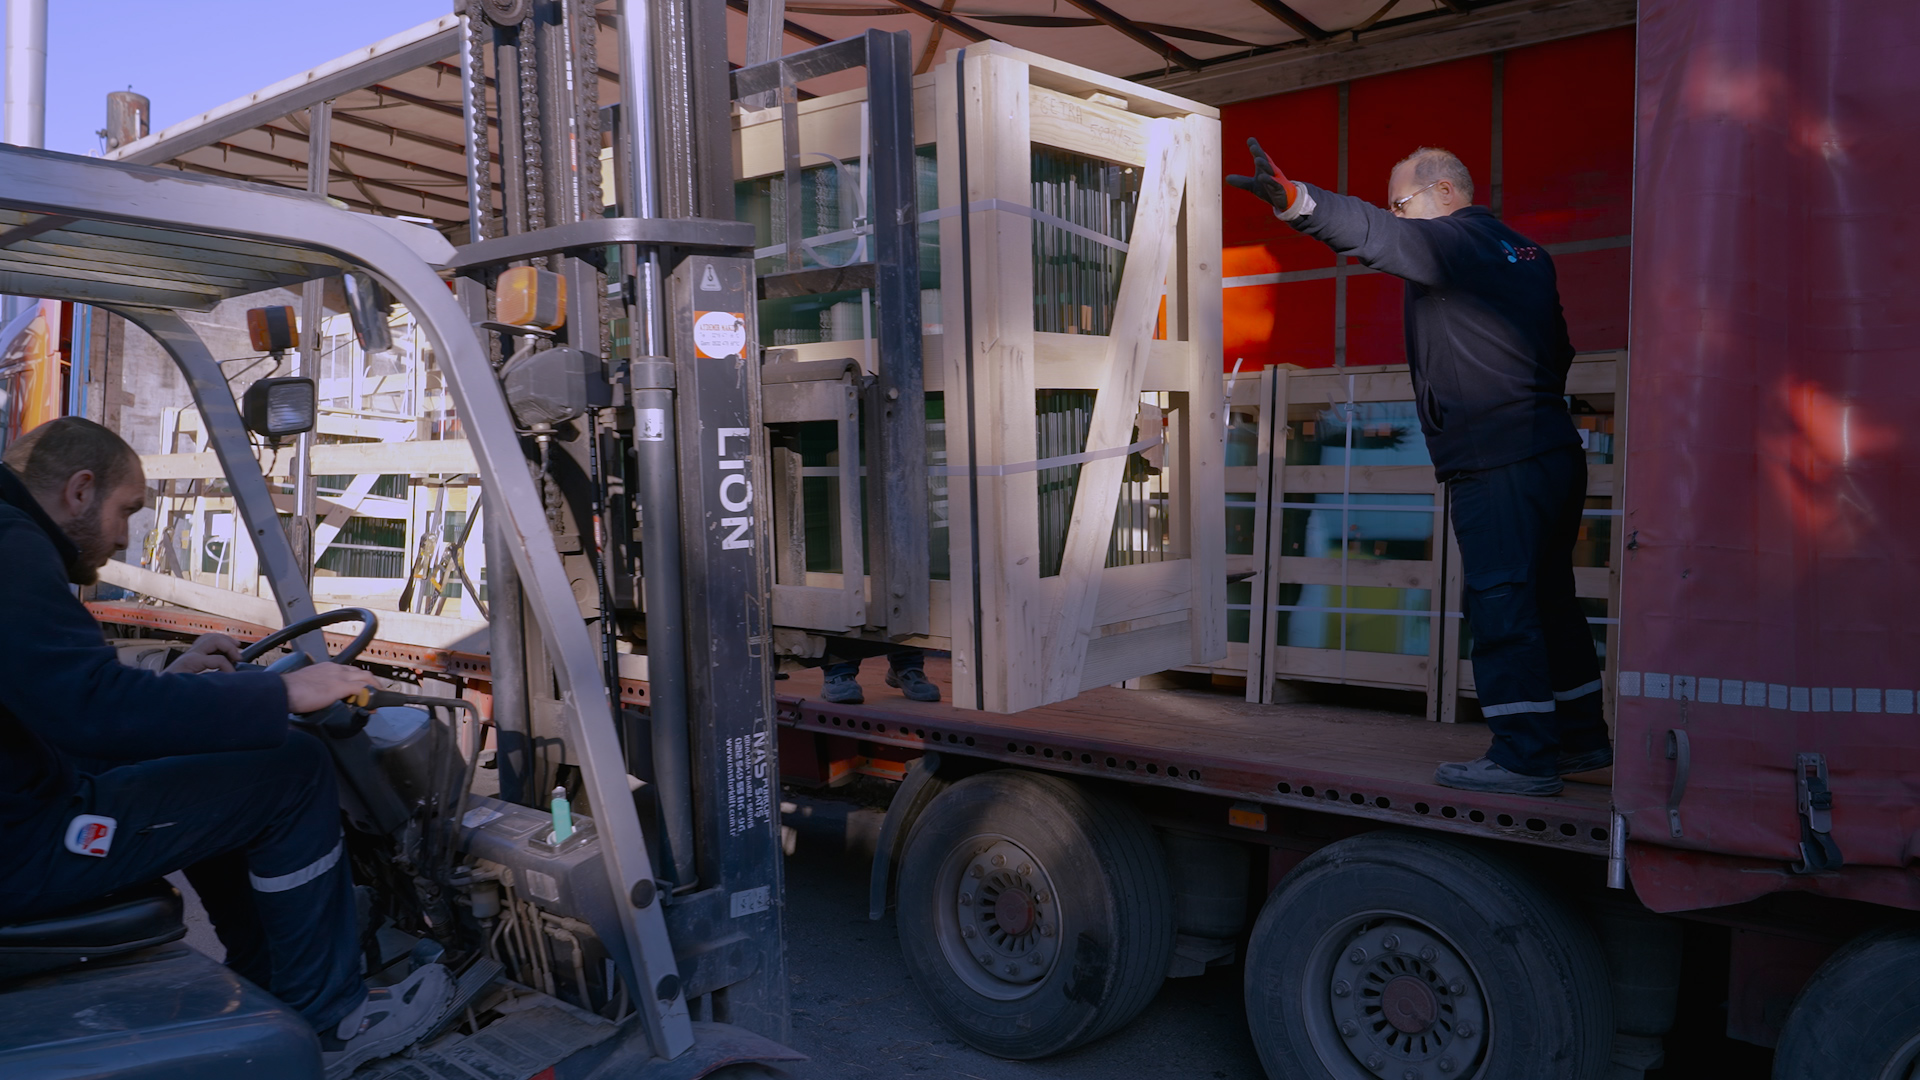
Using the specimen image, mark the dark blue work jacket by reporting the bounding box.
[1288,182,1583,480]
[0,464,288,830]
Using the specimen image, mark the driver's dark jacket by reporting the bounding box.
[0,464,288,830]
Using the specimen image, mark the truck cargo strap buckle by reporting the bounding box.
[1791,752,1842,874]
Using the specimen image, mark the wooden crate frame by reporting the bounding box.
[1223,353,1626,723]
[734,43,1224,712]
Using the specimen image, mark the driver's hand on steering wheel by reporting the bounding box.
[165,633,243,675]
[283,663,379,714]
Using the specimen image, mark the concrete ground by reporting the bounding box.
[777,825,1264,1080]
[168,807,1772,1080]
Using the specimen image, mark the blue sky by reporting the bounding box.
[18,0,449,156]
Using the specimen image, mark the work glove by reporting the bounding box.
[1227,137,1312,220]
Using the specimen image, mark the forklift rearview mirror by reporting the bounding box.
[241,376,317,440]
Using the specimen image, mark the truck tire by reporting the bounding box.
[1243,831,1612,1080]
[895,769,1174,1059]
[1772,925,1920,1079]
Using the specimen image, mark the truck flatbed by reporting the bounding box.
[776,659,1613,857]
[89,601,1611,856]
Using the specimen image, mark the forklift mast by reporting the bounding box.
[448,0,923,1051]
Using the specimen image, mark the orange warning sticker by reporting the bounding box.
[693,311,749,359]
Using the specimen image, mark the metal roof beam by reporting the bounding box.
[884,0,997,43]
[1243,0,1329,42]
[722,0,834,46]
[1060,0,1202,71]
[109,15,462,167]
[256,122,477,188]
[188,140,470,215]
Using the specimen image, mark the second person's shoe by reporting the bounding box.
[1434,757,1563,796]
[886,667,941,702]
[822,673,865,704]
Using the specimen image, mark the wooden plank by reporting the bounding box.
[937,50,1045,711]
[141,439,479,480]
[1181,110,1226,669]
[97,560,489,653]
[1092,558,1192,625]
[1277,555,1439,591]
[1284,464,1437,495]
[1286,368,1413,405]
[1250,364,1289,703]
[1437,502,1464,723]
[1574,565,1610,599]
[974,41,1220,120]
[1033,334,1191,390]
[312,472,381,565]
[1080,620,1192,691]
[1041,113,1191,700]
[1028,85,1150,166]
[1269,645,1429,689]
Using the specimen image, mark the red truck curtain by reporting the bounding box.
[1617,0,1920,909]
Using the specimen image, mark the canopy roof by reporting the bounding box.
[102,0,1629,236]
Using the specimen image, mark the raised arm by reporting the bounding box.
[1228,137,1456,289]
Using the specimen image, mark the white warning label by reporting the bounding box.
[637,407,667,442]
[693,310,748,359]
[699,264,723,291]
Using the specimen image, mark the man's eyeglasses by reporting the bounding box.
[1390,181,1441,216]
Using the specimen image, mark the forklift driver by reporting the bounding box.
[1228,141,1612,797]
[0,417,451,1077]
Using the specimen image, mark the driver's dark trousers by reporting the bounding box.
[0,730,365,1032]
[1448,444,1612,777]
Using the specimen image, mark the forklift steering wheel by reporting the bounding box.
[238,608,379,675]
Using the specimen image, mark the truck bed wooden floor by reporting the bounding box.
[777,658,1614,855]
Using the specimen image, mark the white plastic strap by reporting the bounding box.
[755,199,1131,261]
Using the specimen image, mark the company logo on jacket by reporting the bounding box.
[1499,239,1542,263]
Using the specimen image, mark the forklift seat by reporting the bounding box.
[0,879,186,981]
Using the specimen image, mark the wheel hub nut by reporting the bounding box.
[1438,1059,1455,1074]
[1348,947,1367,965]
[1340,1020,1358,1037]
[1333,979,1350,997]
[1382,933,1400,951]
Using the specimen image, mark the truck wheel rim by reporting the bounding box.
[933,837,1063,1000]
[1879,1032,1920,1080]
[1304,914,1490,1080]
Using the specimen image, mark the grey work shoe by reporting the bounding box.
[822,673,865,705]
[1557,747,1614,775]
[885,667,941,702]
[321,963,455,1079]
[1434,757,1563,796]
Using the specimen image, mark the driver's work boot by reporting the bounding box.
[320,963,455,1079]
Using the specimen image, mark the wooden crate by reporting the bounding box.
[735,43,1224,713]
[1218,353,1626,724]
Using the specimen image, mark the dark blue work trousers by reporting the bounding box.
[0,730,364,1032]
[1448,445,1610,776]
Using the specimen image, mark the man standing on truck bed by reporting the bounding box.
[1228,140,1611,796]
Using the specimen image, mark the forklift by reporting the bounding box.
[0,2,921,1076]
